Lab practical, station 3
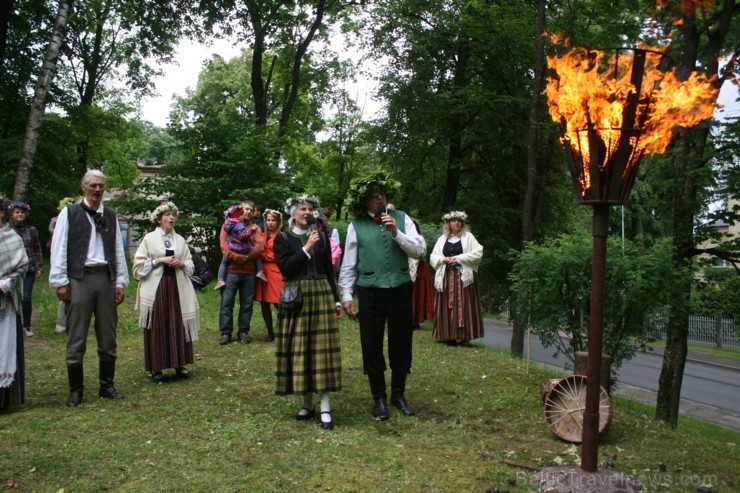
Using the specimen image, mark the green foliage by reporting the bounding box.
[692,275,740,321]
[509,234,676,374]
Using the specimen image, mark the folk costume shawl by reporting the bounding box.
[133,229,200,342]
[430,231,483,292]
[0,225,28,388]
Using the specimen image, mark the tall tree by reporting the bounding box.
[13,0,73,201]
[656,0,739,426]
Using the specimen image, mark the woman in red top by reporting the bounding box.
[255,209,284,342]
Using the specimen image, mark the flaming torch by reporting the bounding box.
[540,43,717,487]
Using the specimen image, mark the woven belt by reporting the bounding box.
[83,265,109,274]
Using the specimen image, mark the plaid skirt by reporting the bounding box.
[0,316,24,409]
[143,273,194,372]
[275,277,341,395]
[432,270,484,341]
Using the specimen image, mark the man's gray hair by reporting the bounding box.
[81,169,107,185]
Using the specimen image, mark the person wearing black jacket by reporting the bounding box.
[188,246,213,290]
[273,194,342,430]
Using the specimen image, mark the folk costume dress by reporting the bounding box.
[430,232,484,342]
[255,230,284,304]
[273,227,341,396]
[133,228,200,373]
[0,225,29,408]
[410,234,434,328]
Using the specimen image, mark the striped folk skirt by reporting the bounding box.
[0,315,24,409]
[143,274,194,372]
[432,270,484,341]
[275,278,341,395]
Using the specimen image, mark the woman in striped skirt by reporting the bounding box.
[274,194,342,430]
[133,202,200,382]
[430,211,484,345]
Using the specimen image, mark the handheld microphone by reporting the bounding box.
[376,202,387,228]
[306,214,317,232]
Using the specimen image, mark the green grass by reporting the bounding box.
[1,270,738,492]
[647,340,740,361]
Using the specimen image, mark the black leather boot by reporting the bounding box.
[390,372,415,416]
[368,373,390,421]
[98,360,124,400]
[66,364,84,407]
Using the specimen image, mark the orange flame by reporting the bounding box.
[545,45,718,194]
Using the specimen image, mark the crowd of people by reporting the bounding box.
[0,169,485,428]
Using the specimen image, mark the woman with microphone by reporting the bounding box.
[273,194,342,430]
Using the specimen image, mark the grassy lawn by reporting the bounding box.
[1,273,738,492]
[646,340,740,361]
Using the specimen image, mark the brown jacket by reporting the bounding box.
[219,225,264,274]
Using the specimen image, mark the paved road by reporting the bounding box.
[479,319,740,432]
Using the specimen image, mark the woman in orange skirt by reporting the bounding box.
[256,209,284,342]
[410,220,434,329]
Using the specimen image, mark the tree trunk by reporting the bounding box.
[655,0,734,425]
[277,0,326,136]
[441,39,470,212]
[512,0,547,358]
[13,0,73,201]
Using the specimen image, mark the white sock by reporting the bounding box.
[320,392,331,423]
[297,394,314,416]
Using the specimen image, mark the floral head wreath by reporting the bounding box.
[150,202,179,223]
[442,211,468,223]
[57,196,81,212]
[284,193,320,215]
[345,170,402,216]
[10,201,29,211]
[263,208,283,222]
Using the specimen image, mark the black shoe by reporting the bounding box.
[98,386,125,400]
[238,332,251,344]
[320,411,334,430]
[265,333,275,342]
[175,367,190,379]
[373,398,390,421]
[391,395,415,416]
[294,406,315,421]
[66,388,83,407]
[219,334,231,345]
[151,371,164,383]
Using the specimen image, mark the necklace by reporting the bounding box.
[164,237,172,248]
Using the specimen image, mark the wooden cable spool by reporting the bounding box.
[543,374,612,443]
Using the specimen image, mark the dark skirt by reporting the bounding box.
[143,273,194,372]
[0,316,25,409]
[275,277,341,395]
[412,261,435,326]
[432,270,484,341]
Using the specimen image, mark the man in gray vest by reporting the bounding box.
[49,170,129,407]
[338,170,425,420]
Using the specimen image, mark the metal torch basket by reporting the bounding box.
[543,374,612,443]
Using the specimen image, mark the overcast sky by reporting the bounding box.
[139,38,738,128]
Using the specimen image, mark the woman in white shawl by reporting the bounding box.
[430,211,484,345]
[133,203,199,382]
[0,195,29,408]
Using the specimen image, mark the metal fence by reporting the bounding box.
[647,313,740,352]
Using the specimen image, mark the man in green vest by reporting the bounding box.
[338,170,425,420]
